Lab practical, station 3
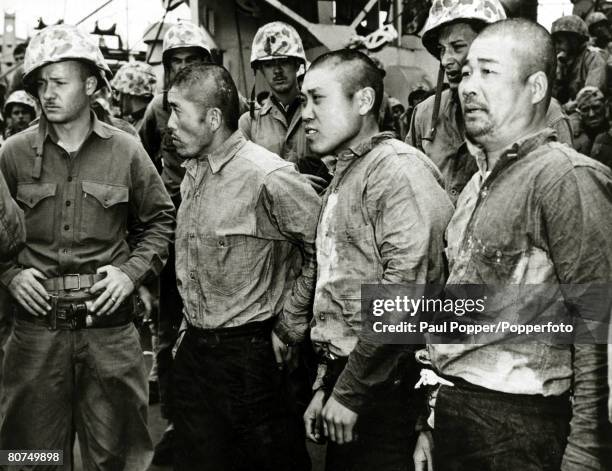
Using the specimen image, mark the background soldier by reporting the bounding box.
[111,61,157,131]
[552,14,607,105]
[570,86,609,155]
[0,24,174,470]
[138,21,213,464]
[585,11,612,51]
[2,90,37,139]
[409,0,573,203]
[239,21,331,188]
[7,41,28,96]
[168,63,318,471]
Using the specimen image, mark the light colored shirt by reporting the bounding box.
[175,130,320,338]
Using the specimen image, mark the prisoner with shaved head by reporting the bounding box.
[300,49,453,470]
[407,0,573,204]
[427,18,612,471]
[167,63,319,470]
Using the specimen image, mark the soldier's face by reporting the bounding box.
[592,23,611,42]
[9,104,34,131]
[120,93,148,116]
[169,48,208,77]
[438,22,479,89]
[36,61,96,124]
[167,86,213,158]
[260,58,299,95]
[579,97,606,130]
[553,33,579,63]
[301,66,365,155]
[460,35,534,147]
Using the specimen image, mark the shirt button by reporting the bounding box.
[67,176,73,182]
[65,201,71,207]
[450,188,458,196]
[64,225,70,231]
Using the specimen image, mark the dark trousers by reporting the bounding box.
[156,243,183,421]
[173,322,311,471]
[323,355,419,471]
[0,318,152,471]
[433,381,571,471]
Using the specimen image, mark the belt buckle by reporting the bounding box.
[63,274,81,291]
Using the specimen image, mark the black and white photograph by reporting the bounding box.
[0,0,611,469]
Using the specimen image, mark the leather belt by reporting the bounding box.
[15,297,135,330]
[187,318,275,341]
[42,273,106,292]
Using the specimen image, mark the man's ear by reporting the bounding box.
[527,71,548,105]
[208,108,223,132]
[84,75,98,97]
[355,87,376,116]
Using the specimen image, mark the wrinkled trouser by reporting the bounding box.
[433,380,570,471]
[322,355,419,471]
[0,317,152,471]
[173,323,311,471]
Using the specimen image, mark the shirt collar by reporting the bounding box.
[260,95,301,117]
[336,131,396,161]
[259,97,272,115]
[182,130,246,175]
[466,127,557,176]
[32,111,112,152]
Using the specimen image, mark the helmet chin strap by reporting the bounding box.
[424,63,446,143]
[250,68,257,120]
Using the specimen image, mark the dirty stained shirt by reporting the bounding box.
[429,128,612,469]
[311,132,453,411]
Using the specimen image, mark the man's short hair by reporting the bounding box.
[309,49,384,117]
[13,42,27,58]
[478,19,556,106]
[171,63,239,131]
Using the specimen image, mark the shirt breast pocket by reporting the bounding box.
[199,235,255,296]
[16,183,57,244]
[80,181,129,243]
[336,224,381,284]
[471,243,525,284]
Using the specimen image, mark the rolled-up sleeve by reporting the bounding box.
[262,166,321,345]
[540,166,612,470]
[118,147,175,286]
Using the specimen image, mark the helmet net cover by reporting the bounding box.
[111,62,157,97]
[162,22,213,65]
[250,21,306,67]
[23,24,112,92]
[421,0,507,58]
